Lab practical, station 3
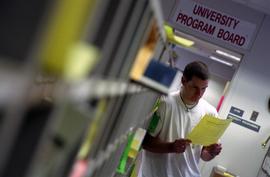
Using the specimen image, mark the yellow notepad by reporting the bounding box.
[187,114,232,146]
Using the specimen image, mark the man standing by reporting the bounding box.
[139,61,222,177]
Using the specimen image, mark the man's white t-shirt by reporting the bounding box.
[138,92,218,177]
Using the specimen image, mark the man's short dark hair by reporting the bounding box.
[183,61,209,81]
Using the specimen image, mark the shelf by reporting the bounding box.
[68,78,145,102]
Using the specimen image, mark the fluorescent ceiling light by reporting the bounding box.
[215,50,241,61]
[209,56,233,67]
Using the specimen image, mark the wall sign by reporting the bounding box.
[169,0,257,49]
[227,106,260,132]
[229,106,244,117]
[250,111,259,122]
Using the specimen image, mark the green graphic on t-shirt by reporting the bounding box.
[148,112,160,134]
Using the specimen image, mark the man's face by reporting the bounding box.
[182,76,208,104]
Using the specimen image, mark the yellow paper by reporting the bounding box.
[187,114,232,146]
[128,128,146,158]
[129,46,153,80]
[64,42,100,81]
[40,0,96,76]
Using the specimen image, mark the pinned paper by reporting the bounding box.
[116,133,134,174]
[128,128,146,158]
[78,99,107,159]
[116,128,146,175]
[64,42,99,81]
[129,47,153,80]
[40,0,97,77]
[69,159,88,177]
[187,114,232,146]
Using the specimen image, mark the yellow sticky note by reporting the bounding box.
[130,139,140,150]
[187,115,232,146]
[128,149,138,159]
[164,24,174,40]
[40,0,97,76]
[78,99,107,159]
[128,128,146,158]
[223,172,234,177]
[64,42,99,81]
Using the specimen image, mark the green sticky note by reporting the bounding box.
[117,133,134,174]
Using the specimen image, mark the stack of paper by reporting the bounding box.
[187,115,232,146]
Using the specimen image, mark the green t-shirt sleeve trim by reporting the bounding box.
[147,111,160,134]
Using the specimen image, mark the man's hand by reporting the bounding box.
[201,143,222,161]
[142,133,191,154]
[205,143,222,156]
[172,139,192,153]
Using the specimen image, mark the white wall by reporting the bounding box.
[200,15,270,177]
[203,75,226,108]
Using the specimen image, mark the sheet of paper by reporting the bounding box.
[187,114,232,146]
